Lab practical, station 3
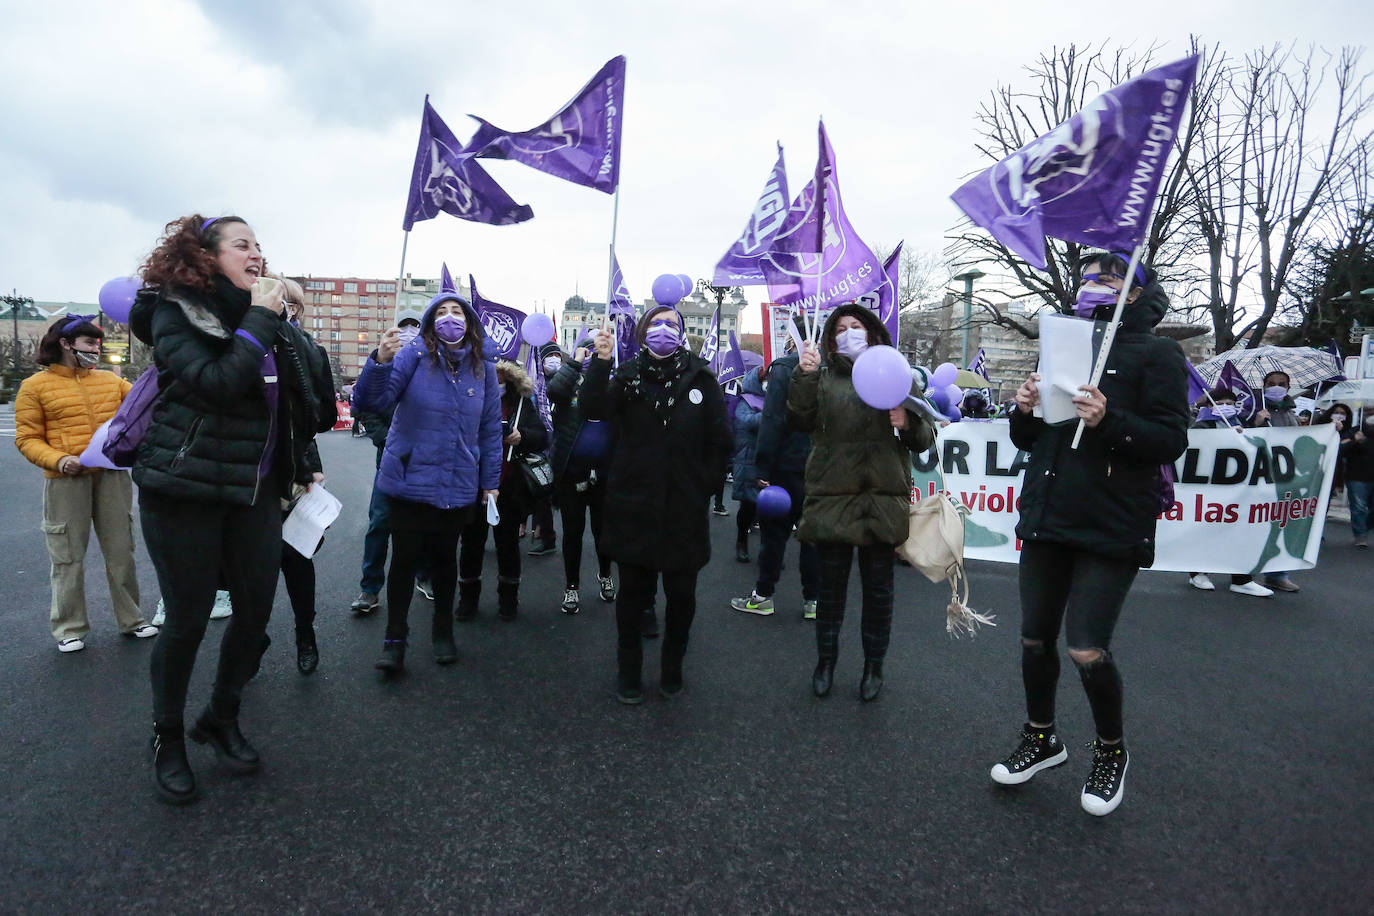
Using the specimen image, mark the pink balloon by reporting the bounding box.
[98,276,142,324]
[852,345,912,410]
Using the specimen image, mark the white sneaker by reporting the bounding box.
[210,590,233,619]
[57,637,86,653]
[1229,581,1274,598]
[127,624,159,638]
[152,598,166,626]
[1188,574,1215,591]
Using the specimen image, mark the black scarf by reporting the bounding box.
[211,274,252,330]
[626,348,691,425]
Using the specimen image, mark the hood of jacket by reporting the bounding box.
[495,359,534,396]
[819,304,891,360]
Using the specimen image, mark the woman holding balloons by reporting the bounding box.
[582,298,734,704]
[790,304,936,702]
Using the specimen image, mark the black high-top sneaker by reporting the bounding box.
[1080,740,1129,816]
[990,723,1068,785]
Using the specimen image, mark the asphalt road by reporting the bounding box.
[0,423,1369,914]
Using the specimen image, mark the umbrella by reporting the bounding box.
[1314,378,1374,408]
[955,369,989,389]
[1197,345,1341,390]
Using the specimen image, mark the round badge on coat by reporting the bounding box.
[689,389,703,404]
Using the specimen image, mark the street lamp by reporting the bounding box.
[2,291,36,381]
[950,269,985,367]
[695,279,742,348]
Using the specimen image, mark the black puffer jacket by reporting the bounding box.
[129,277,337,505]
[1010,296,1189,567]
[753,353,812,480]
[580,350,733,572]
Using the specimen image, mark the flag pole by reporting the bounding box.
[1069,238,1147,450]
[810,117,827,344]
[394,230,410,324]
[603,185,620,335]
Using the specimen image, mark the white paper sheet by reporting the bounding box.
[282,484,342,557]
[1036,314,1096,425]
[486,493,500,526]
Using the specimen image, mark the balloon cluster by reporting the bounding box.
[651,273,694,306]
[98,277,142,324]
[853,351,963,422]
[927,362,964,422]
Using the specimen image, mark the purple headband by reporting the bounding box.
[1107,252,1149,287]
[61,314,99,335]
[200,217,220,234]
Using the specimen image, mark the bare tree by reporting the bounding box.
[1184,45,1373,351]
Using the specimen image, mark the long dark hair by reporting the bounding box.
[35,316,104,366]
[421,296,485,374]
[140,214,248,293]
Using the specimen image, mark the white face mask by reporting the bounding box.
[1216,404,1239,419]
[543,356,562,376]
[834,327,869,359]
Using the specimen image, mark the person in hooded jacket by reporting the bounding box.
[582,305,734,704]
[352,291,502,673]
[130,214,336,805]
[456,359,548,621]
[790,304,936,704]
[990,253,1188,818]
[729,366,765,563]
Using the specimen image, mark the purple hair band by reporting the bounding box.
[200,217,220,234]
[62,314,98,334]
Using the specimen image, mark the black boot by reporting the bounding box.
[812,658,835,697]
[375,639,406,672]
[433,610,457,665]
[497,578,519,622]
[860,659,884,702]
[456,578,480,622]
[150,723,197,805]
[296,627,318,675]
[188,706,261,774]
[735,539,750,563]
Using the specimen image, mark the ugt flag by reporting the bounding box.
[608,255,639,365]
[717,331,748,387]
[762,121,882,314]
[950,55,1199,269]
[713,144,790,285]
[855,241,904,344]
[465,56,626,195]
[469,274,526,361]
[402,96,534,230]
[700,305,721,370]
[440,262,457,293]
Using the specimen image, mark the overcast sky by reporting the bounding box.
[3,0,1369,333]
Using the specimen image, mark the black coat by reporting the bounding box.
[496,382,550,518]
[753,353,812,480]
[580,351,734,572]
[1010,298,1189,567]
[129,278,337,505]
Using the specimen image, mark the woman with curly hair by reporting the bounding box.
[131,214,336,805]
[15,316,156,653]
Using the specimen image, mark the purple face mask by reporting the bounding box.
[1074,289,1118,318]
[645,321,681,357]
[434,313,466,344]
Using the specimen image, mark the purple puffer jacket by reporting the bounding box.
[353,339,502,510]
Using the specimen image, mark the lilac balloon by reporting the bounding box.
[652,274,683,306]
[852,345,912,410]
[944,384,964,406]
[98,276,142,324]
[675,274,694,300]
[931,362,958,388]
[521,312,556,346]
[945,405,962,422]
[757,485,792,519]
[929,387,950,411]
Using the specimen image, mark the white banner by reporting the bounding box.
[912,421,1340,573]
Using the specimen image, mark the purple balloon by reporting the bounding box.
[757,485,792,519]
[675,274,694,300]
[944,384,964,406]
[931,362,958,388]
[652,274,682,306]
[521,312,556,346]
[98,276,142,324]
[571,419,611,464]
[929,387,950,411]
[945,405,963,422]
[852,345,912,410]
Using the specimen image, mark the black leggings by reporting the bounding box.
[814,543,895,662]
[142,486,281,727]
[1018,540,1138,741]
[281,542,315,635]
[459,511,522,583]
[616,563,697,684]
[559,478,609,589]
[385,502,469,642]
[735,499,757,542]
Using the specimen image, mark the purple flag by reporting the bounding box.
[1217,359,1257,422]
[1185,358,1209,406]
[716,331,747,386]
[468,274,526,361]
[402,97,534,230]
[607,255,639,365]
[525,342,555,449]
[761,122,882,314]
[464,56,625,195]
[439,262,457,293]
[855,241,904,344]
[950,55,1200,270]
[969,347,991,383]
[713,144,790,285]
[699,305,721,370]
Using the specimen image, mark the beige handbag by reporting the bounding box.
[897,490,996,637]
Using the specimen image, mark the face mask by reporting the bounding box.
[1216,404,1239,419]
[1074,289,1118,317]
[834,327,869,359]
[543,356,562,376]
[397,326,419,347]
[73,349,100,369]
[434,313,466,344]
[1264,386,1288,402]
[645,321,681,357]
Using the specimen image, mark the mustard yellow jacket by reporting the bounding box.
[14,365,132,477]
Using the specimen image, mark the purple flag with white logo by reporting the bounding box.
[761,122,882,314]
[855,240,903,344]
[700,305,721,370]
[440,262,457,293]
[464,56,625,195]
[402,97,534,230]
[468,274,526,361]
[969,347,991,383]
[607,255,639,365]
[716,331,747,387]
[950,56,1200,270]
[713,144,790,286]
[1217,359,1257,422]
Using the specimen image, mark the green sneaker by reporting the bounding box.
[730,593,775,616]
[802,600,817,620]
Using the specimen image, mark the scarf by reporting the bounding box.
[625,348,690,425]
